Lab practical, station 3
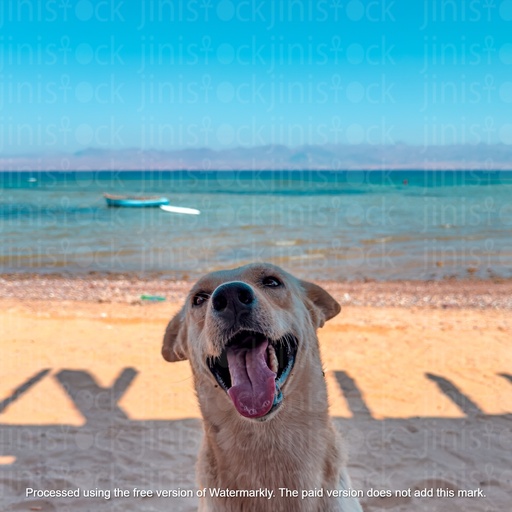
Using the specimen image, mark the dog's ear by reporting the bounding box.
[162,308,188,362]
[301,280,341,328]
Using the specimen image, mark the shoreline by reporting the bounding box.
[1,273,511,309]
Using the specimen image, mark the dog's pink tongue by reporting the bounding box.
[226,339,276,418]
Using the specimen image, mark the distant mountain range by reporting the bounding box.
[2,144,512,171]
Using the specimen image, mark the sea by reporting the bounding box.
[1,170,511,281]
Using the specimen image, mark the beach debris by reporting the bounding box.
[140,294,166,302]
[1,276,511,309]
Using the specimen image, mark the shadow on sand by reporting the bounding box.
[1,368,511,511]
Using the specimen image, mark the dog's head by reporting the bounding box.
[162,263,340,421]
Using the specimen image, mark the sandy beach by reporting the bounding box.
[1,276,511,511]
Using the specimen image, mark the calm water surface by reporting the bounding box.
[1,170,511,280]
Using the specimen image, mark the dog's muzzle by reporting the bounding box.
[207,282,298,420]
[211,281,256,327]
[208,330,297,420]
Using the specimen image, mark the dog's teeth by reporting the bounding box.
[268,344,278,373]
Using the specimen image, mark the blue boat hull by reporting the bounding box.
[105,196,170,207]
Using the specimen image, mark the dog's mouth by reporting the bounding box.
[207,330,297,419]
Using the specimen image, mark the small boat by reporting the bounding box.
[104,193,170,208]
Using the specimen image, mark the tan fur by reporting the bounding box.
[162,263,362,512]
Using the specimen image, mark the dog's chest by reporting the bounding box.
[200,426,342,512]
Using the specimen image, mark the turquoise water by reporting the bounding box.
[1,170,511,280]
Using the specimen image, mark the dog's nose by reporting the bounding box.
[211,282,255,314]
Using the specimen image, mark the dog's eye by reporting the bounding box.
[192,293,209,306]
[262,276,282,288]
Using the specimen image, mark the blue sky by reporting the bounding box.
[2,0,512,154]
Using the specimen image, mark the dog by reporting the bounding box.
[162,263,362,512]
